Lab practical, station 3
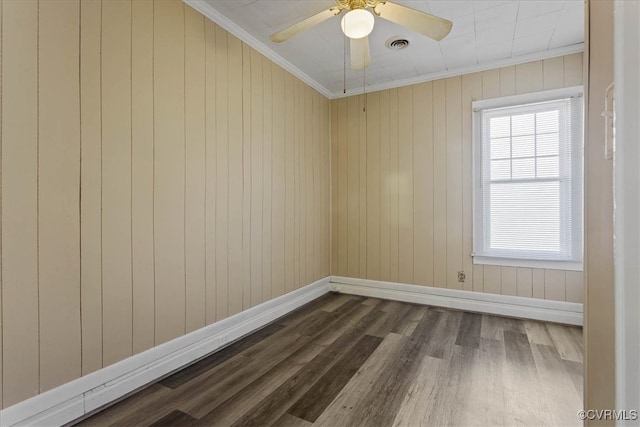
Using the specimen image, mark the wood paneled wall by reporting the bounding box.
[584,0,615,418]
[331,53,584,304]
[0,0,330,408]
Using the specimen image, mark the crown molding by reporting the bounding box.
[183,0,334,99]
[332,43,585,99]
[183,0,583,101]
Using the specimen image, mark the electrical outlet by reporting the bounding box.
[458,271,465,283]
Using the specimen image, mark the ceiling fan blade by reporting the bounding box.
[350,36,371,70]
[374,1,452,41]
[270,7,342,43]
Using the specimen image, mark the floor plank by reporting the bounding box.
[503,331,550,425]
[524,320,554,346]
[160,321,286,389]
[148,410,197,427]
[287,335,381,422]
[75,293,583,427]
[272,413,312,427]
[531,343,582,426]
[455,312,482,348]
[546,323,583,363]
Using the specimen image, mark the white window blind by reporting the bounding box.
[473,88,584,270]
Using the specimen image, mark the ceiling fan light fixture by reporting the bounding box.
[340,8,375,39]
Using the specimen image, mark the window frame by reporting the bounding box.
[472,86,584,272]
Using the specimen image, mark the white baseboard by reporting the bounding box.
[0,277,331,427]
[330,276,583,326]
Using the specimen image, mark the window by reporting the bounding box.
[473,87,584,271]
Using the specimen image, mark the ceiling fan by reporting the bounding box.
[270,0,453,70]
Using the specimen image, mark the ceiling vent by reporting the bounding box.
[386,37,410,50]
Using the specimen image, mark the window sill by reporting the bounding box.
[472,255,583,271]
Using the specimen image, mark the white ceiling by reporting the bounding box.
[187,0,584,98]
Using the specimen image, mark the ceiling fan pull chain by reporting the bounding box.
[343,34,347,94]
[363,56,366,112]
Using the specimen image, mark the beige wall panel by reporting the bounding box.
[250,49,264,304]
[102,0,133,365]
[461,73,482,291]
[1,0,39,406]
[293,81,301,286]
[262,63,273,297]
[544,269,566,301]
[585,1,614,414]
[132,0,155,354]
[322,94,330,278]
[388,89,399,283]
[499,66,516,97]
[532,268,545,299]
[516,268,533,298]
[432,80,447,287]
[500,267,517,296]
[472,264,484,293]
[347,95,360,278]
[272,65,286,297]
[185,5,206,332]
[80,0,104,374]
[565,271,583,304]
[0,0,3,405]
[379,90,391,282]
[293,82,300,285]
[285,72,296,292]
[154,0,186,343]
[308,89,317,284]
[515,61,543,94]
[336,98,348,277]
[397,87,413,284]
[38,0,81,392]
[445,77,463,289]
[543,56,565,90]
[313,92,323,280]
[331,55,582,303]
[315,91,322,280]
[214,25,229,320]
[481,69,500,98]
[563,53,583,87]
[366,92,381,280]
[324,98,332,275]
[301,84,308,285]
[204,20,217,324]
[412,83,433,286]
[241,43,252,311]
[227,34,243,316]
[302,88,311,284]
[358,94,367,279]
[1,1,332,406]
[330,101,338,275]
[483,265,501,295]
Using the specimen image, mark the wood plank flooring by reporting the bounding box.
[73,292,583,427]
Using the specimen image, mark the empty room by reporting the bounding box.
[0,0,638,426]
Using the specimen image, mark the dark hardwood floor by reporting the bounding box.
[74,292,583,427]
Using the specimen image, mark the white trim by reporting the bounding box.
[0,277,331,427]
[472,87,585,269]
[472,85,584,110]
[182,0,584,100]
[330,276,583,326]
[614,0,640,419]
[183,0,334,99]
[472,255,583,272]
